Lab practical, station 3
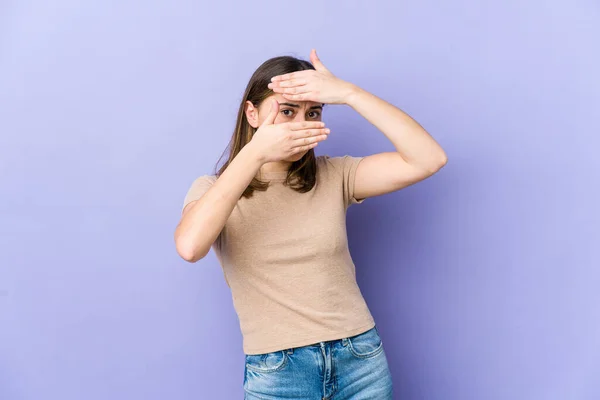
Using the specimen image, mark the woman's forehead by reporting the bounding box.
[267,94,321,108]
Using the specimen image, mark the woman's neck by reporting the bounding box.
[258,161,291,180]
[260,161,291,173]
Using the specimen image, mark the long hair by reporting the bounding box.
[215,56,318,198]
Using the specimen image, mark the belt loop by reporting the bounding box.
[342,338,348,346]
[287,348,294,355]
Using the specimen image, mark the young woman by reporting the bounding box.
[174,49,447,399]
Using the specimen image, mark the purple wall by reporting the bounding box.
[1,1,599,399]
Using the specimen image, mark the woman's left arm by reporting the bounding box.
[269,49,448,200]
[344,84,448,200]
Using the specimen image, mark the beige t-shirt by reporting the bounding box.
[182,155,375,355]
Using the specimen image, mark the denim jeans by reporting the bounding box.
[243,325,393,399]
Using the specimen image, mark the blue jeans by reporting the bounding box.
[243,325,393,399]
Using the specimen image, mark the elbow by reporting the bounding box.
[427,152,448,174]
[177,245,208,263]
[175,235,209,263]
[437,153,448,169]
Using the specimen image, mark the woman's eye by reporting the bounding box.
[308,111,321,119]
[282,109,294,117]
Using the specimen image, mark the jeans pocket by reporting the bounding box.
[347,326,384,359]
[245,350,288,373]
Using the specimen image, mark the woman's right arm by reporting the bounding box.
[174,99,330,263]
[174,144,263,262]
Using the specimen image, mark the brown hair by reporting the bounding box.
[215,55,318,198]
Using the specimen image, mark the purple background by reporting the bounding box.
[1,1,599,399]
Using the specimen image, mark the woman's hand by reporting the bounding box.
[249,99,330,163]
[268,49,356,105]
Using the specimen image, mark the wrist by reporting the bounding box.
[241,141,267,167]
[343,83,363,107]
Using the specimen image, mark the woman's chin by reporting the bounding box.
[286,151,308,163]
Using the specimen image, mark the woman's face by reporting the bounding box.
[247,94,324,162]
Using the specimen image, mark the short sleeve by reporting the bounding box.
[182,175,217,213]
[322,155,366,207]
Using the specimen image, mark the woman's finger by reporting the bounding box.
[271,72,295,82]
[291,141,319,154]
[288,121,325,131]
[290,128,330,140]
[290,134,328,148]
[277,79,307,88]
[310,49,331,73]
[271,70,312,82]
[272,86,311,95]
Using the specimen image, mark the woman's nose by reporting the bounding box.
[293,113,306,122]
